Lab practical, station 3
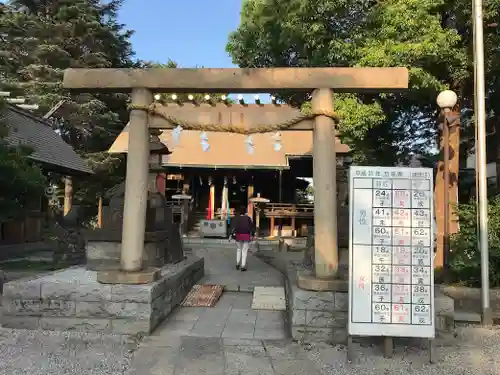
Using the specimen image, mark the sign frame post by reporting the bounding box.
[347,166,435,361]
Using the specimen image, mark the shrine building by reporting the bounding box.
[108,103,351,238]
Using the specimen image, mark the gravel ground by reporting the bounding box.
[0,328,140,375]
[0,326,498,374]
[304,326,500,375]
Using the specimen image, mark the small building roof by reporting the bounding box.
[109,123,350,170]
[1,104,93,175]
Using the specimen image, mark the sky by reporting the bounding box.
[118,0,267,102]
[119,0,240,68]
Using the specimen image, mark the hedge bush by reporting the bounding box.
[449,195,500,287]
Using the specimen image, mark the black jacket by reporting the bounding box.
[231,214,254,236]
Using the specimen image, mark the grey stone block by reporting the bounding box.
[75,301,109,318]
[1,315,40,329]
[306,310,347,328]
[1,256,205,335]
[291,288,335,311]
[111,318,152,334]
[295,326,333,342]
[3,299,76,317]
[74,300,153,319]
[305,310,335,328]
[292,309,306,325]
[3,281,41,299]
[110,281,163,303]
[39,317,111,332]
[334,291,348,311]
[41,281,112,302]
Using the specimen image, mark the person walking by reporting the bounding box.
[230,206,255,271]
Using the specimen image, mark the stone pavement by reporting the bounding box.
[192,243,284,292]
[151,292,286,340]
[144,245,287,341]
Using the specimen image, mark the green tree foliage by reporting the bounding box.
[450,196,500,287]
[227,0,500,164]
[0,100,47,221]
[0,0,135,217]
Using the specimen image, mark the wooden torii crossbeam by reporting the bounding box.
[63,67,408,286]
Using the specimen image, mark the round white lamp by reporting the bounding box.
[436,90,458,111]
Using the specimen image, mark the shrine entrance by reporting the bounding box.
[63,67,408,283]
[107,101,352,238]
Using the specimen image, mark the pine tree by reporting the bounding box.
[0,0,134,151]
[0,0,135,219]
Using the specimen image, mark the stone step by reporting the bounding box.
[454,310,481,323]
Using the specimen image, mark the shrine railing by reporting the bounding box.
[263,203,314,218]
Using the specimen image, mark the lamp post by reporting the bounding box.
[472,0,492,326]
[436,90,458,276]
[250,194,270,238]
[149,129,171,170]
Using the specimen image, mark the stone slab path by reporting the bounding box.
[151,244,287,341]
[251,286,286,311]
[153,292,286,340]
[192,244,284,292]
[129,337,322,375]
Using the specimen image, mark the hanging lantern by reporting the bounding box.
[172,125,183,146]
[271,132,282,151]
[224,176,228,186]
[232,176,237,185]
[245,135,255,154]
[199,176,203,186]
[200,132,210,152]
[208,176,212,185]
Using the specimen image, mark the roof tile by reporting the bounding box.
[1,105,93,175]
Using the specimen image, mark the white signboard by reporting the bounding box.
[348,166,435,338]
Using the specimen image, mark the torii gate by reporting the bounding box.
[63,67,408,285]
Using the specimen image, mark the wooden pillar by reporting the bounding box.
[182,180,190,194]
[247,184,254,219]
[434,111,460,269]
[312,88,338,278]
[97,196,103,228]
[270,216,275,236]
[63,176,73,216]
[120,88,152,272]
[182,181,191,234]
[291,205,297,234]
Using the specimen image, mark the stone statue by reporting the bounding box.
[302,233,315,270]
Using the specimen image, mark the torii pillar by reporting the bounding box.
[63,67,408,285]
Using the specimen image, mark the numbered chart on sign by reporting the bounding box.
[349,166,435,338]
[412,209,431,228]
[373,208,391,227]
[392,208,411,228]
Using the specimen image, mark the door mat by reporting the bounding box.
[251,286,286,311]
[181,284,224,307]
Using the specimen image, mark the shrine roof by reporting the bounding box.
[1,104,93,175]
[109,124,350,170]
